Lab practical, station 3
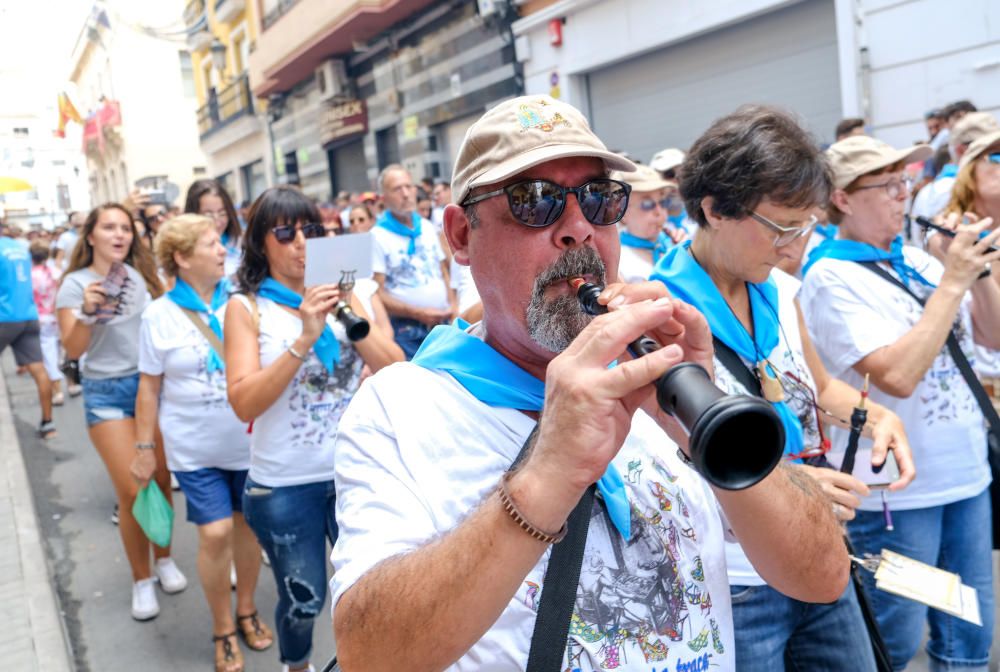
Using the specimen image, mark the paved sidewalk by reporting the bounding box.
[0,362,74,671]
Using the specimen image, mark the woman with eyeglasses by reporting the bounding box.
[800,134,1000,672]
[224,186,402,672]
[652,107,914,671]
[613,164,684,283]
[186,179,244,279]
[346,204,374,233]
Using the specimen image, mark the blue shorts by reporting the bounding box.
[174,467,249,525]
[81,374,139,427]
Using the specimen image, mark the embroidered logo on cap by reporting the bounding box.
[517,99,570,133]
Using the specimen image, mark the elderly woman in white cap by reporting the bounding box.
[800,135,1000,672]
[613,164,682,283]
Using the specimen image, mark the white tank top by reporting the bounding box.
[234,294,364,487]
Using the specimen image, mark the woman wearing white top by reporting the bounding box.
[613,164,682,283]
[653,107,914,671]
[131,215,272,672]
[224,187,403,672]
[800,134,1000,671]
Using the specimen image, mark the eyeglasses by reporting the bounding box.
[639,197,665,212]
[200,209,228,221]
[853,177,912,200]
[748,211,819,247]
[985,153,1000,165]
[769,367,834,461]
[461,178,631,228]
[660,195,681,211]
[271,222,325,244]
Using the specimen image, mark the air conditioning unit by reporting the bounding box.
[316,59,348,102]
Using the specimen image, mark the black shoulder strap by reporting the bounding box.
[713,335,763,398]
[856,261,1000,436]
[512,426,596,672]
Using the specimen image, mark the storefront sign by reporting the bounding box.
[320,99,368,146]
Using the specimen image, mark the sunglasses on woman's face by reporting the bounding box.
[461,178,631,228]
[270,222,325,244]
[986,153,1000,165]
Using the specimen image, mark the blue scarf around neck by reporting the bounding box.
[168,277,231,373]
[377,211,422,254]
[620,230,671,264]
[411,323,632,539]
[801,235,936,289]
[651,241,806,459]
[258,277,340,373]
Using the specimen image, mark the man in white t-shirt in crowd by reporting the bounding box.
[54,210,85,270]
[430,180,452,230]
[331,95,849,672]
[372,164,456,359]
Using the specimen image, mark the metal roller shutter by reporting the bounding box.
[586,0,841,162]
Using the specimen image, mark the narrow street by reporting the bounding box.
[3,353,336,671]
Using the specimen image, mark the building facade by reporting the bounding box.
[247,0,522,200]
[69,3,207,208]
[184,0,273,205]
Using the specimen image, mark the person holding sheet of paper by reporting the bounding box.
[223,186,403,672]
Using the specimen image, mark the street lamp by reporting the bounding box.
[210,38,227,78]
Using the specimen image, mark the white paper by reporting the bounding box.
[873,549,982,626]
[305,232,373,287]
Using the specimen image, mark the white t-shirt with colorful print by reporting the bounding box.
[800,245,990,512]
[330,363,735,672]
[371,218,449,311]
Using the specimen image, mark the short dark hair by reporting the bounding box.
[680,105,832,229]
[184,179,241,243]
[236,186,321,294]
[943,100,976,121]
[835,117,865,140]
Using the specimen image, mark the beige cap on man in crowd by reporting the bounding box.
[451,95,635,205]
[951,112,1000,149]
[611,164,675,193]
[826,135,932,189]
[959,126,1000,170]
[650,148,685,174]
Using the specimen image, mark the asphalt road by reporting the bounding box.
[3,354,336,672]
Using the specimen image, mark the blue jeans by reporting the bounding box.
[390,316,431,360]
[848,488,994,671]
[242,478,337,667]
[81,373,139,426]
[730,580,877,671]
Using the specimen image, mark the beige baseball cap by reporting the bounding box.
[650,148,685,173]
[826,135,932,189]
[611,164,675,193]
[951,112,1000,148]
[959,129,1000,170]
[451,95,635,205]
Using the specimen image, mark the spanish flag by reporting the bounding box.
[55,92,83,138]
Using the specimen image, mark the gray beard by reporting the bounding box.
[525,247,607,353]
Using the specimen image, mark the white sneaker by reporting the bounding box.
[131,578,160,621]
[154,558,188,594]
[170,472,180,491]
[281,665,316,672]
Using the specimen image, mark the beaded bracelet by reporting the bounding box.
[497,471,568,544]
[287,346,308,362]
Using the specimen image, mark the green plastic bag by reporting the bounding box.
[132,481,174,548]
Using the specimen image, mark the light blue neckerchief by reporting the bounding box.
[167,277,231,373]
[411,323,632,539]
[258,277,340,373]
[377,211,422,254]
[937,164,958,180]
[801,235,936,289]
[620,231,671,264]
[651,241,806,459]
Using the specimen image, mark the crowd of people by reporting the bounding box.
[0,92,998,672]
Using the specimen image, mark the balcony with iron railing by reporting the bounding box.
[197,74,254,139]
[184,0,206,29]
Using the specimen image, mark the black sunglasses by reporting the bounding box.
[271,222,325,244]
[462,178,631,228]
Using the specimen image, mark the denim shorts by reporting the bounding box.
[174,467,249,525]
[81,373,139,427]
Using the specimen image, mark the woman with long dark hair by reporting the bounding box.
[224,186,402,671]
[55,204,187,622]
[186,179,243,278]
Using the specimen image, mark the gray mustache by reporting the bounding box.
[534,247,607,290]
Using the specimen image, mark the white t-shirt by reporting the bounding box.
[449,259,480,314]
[232,294,364,487]
[352,277,378,324]
[55,229,79,269]
[709,270,824,587]
[800,246,990,511]
[911,176,955,220]
[138,296,249,472]
[618,245,654,284]
[331,363,734,672]
[371,220,449,311]
[223,240,242,280]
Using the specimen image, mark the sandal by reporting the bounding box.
[212,632,243,672]
[38,419,56,440]
[236,611,274,651]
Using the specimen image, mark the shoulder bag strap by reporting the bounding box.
[513,426,596,672]
[856,261,1000,436]
[178,307,225,361]
[712,335,763,398]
